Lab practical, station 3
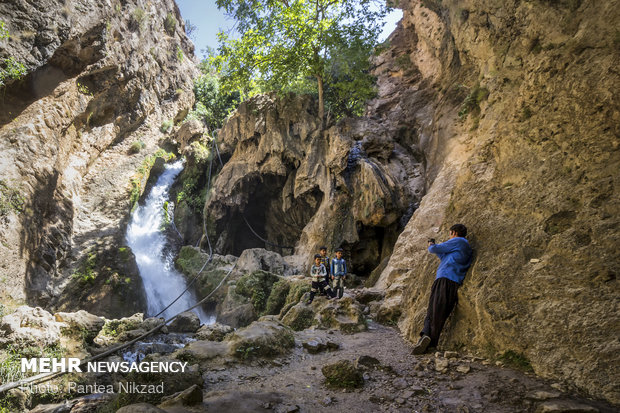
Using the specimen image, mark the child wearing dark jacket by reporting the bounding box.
[307,254,335,304]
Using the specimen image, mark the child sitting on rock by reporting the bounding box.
[307,254,335,304]
[331,248,347,299]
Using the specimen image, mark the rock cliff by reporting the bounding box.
[202,0,620,404]
[0,0,197,317]
[373,0,620,404]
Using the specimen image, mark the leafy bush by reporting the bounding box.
[0,57,27,88]
[176,46,184,62]
[160,119,173,133]
[164,12,176,35]
[71,251,97,285]
[132,7,147,30]
[458,84,489,120]
[129,140,145,154]
[0,180,24,218]
[191,68,240,132]
[0,21,8,39]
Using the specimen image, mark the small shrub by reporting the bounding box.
[0,180,24,218]
[132,7,147,30]
[0,21,9,39]
[77,82,91,95]
[0,57,27,88]
[129,140,145,154]
[164,13,176,35]
[458,84,489,120]
[160,119,173,133]
[176,46,184,62]
[72,251,97,285]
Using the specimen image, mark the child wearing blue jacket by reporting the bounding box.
[331,248,347,299]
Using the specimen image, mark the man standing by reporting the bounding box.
[412,224,472,355]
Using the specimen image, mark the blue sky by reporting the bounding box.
[175,0,403,60]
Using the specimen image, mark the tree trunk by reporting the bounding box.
[317,74,324,125]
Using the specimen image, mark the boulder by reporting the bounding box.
[218,302,257,329]
[353,288,385,305]
[236,248,288,275]
[168,311,201,333]
[315,296,367,334]
[195,322,234,341]
[226,319,295,359]
[94,313,144,345]
[174,340,229,363]
[0,306,64,348]
[159,384,203,407]
[321,360,364,389]
[280,303,315,331]
[301,337,340,354]
[54,310,105,343]
[175,118,205,152]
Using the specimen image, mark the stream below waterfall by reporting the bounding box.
[125,159,212,323]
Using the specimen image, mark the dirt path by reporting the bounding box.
[194,321,614,413]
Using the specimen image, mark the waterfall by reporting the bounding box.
[125,159,212,323]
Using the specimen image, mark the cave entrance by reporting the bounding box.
[223,174,324,257]
[341,222,400,278]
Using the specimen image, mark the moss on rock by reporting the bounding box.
[235,270,280,314]
[322,360,364,389]
[263,279,290,315]
[281,303,315,331]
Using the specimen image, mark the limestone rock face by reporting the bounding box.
[373,0,620,404]
[206,93,424,277]
[0,0,197,316]
[53,309,104,343]
[0,306,65,348]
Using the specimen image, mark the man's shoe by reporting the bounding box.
[411,335,431,355]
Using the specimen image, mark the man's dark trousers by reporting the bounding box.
[421,277,459,347]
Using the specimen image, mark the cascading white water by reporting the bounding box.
[126,159,212,323]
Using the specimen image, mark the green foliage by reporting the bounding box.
[176,172,207,212]
[164,12,176,35]
[160,119,174,133]
[77,82,92,95]
[263,279,290,315]
[0,180,24,218]
[129,149,176,210]
[458,84,489,120]
[191,61,240,131]
[129,140,145,154]
[235,270,280,314]
[0,343,66,385]
[132,7,147,30]
[0,21,8,39]
[71,251,98,285]
[0,57,27,88]
[214,0,390,121]
[101,317,142,337]
[498,350,533,372]
[176,46,184,62]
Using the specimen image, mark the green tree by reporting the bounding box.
[214,0,390,123]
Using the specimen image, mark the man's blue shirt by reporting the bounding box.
[428,237,472,285]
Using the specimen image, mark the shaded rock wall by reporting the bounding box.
[207,93,425,275]
[376,0,620,404]
[0,0,197,317]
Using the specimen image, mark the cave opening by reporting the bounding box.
[340,222,401,278]
[222,174,324,257]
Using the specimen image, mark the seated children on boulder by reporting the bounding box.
[307,254,335,304]
[331,248,347,299]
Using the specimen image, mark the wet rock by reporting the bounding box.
[174,340,229,363]
[536,400,599,413]
[322,360,365,389]
[168,311,201,333]
[0,306,64,348]
[159,384,203,407]
[281,303,315,331]
[236,248,288,275]
[227,319,295,359]
[116,403,167,413]
[195,322,234,341]
[54,309,104,344]
[140,317,167,332]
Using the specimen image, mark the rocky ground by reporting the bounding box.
[4,291,616,413]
